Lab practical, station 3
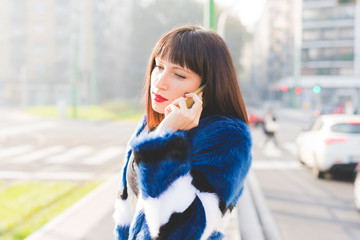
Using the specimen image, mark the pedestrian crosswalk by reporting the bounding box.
[0,121,57,137]
[253,141,298,158]
[0,144,125,166]
[13,146,66,163]
[45,146,95,164]
[82,147,124,165]
[0,145,35,158]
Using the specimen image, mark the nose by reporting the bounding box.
[154,70,169,91]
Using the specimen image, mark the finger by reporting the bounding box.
[199,92,203,99]
[172,97,187,109]
[165,104,172,117]
[169,104,179,114]
[189,93,203,112]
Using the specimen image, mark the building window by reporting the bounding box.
[34,1,46,13]
[303,30,321,40]
[301,68,317,75]
[322,29,337,40]
[339,68,353,75]
[34,65,46,75]
[338,0,356,4]
[34,24,45,34]
[303,47,354,61]
[337,47,354,60]
[338,27,354,39]
[317,68,337,75]
[35,44,45,54]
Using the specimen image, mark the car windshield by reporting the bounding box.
[331,123,360,134]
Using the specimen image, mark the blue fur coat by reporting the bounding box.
[113,114,252,240]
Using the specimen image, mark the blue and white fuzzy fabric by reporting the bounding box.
[113,114,252,240]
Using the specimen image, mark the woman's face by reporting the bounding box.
[150,57,202,114]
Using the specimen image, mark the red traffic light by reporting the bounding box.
[281,85,288,92]
[295,87,302,95]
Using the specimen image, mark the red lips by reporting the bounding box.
[153,92,168,103]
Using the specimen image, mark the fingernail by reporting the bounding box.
[199,92,203,98]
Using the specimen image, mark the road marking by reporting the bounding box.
[0,171,93,180]
[263,142,282,157]
[0,145,34,159]
[252,160,301,170]
[282,142,297,156]
[12,146,66,163]
[82,147,124,165]
[45,146,94,164]
[0,122,57,137]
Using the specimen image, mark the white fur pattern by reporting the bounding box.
[197,192,222,240]
[113,197,135,226]
[142,173,197,239]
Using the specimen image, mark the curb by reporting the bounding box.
[238,169,283,240]
[25,174,120,240]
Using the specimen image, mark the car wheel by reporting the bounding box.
[312,155,325,179]
[297,154,305,165]
[296,145,306,165]
[312,166,325,179]
[354,172,360,211]
[297,146,305,165]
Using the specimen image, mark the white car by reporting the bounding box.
[354,163,360,211]
[296,114,360,178]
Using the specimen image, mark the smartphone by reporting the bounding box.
[185,84,206,108]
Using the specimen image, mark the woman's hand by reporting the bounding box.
[156,92,203,133]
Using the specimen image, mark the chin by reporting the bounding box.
[151,101,165,114]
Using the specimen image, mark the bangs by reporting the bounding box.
[153,29,204,77]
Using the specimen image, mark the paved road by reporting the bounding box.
[251,109,360,240]
[0,109,138,181]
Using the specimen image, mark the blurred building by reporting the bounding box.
[0,0,74,106]
[297,0,360,111]
[0,0,134,107]
[245,0,299,106]
[246,0,360,112]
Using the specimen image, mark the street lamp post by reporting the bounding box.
[204,0,216,30]
[71,1,80,118]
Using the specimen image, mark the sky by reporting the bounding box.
[201,0,267,30]
[141,0,267,30]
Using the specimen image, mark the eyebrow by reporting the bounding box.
[155,58,190,74]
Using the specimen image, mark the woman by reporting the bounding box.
[113,25,252,240]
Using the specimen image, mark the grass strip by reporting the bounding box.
[0,180,101,240]
[23,104,143,121]
[0,181,76,234]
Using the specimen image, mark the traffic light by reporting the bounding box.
[313,85,321,94]
[281,85,288,92]
[295,87,302,95]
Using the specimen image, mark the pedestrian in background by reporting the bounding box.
[113,25,252,240]
[345,101,355,115]
[263,109,279,148]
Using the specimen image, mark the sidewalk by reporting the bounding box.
[25,169,281,240]
[25,175,119,240]
[24,175,244,240]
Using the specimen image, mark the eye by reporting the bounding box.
[155,64,164,70]
[175,73,185,79]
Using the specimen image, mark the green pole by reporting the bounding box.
[72,40,78,118]
[71,4,79,118]
[91,24,97,105]
[204,0,216,30]
[91,47,97,105]
[209,0,216,30]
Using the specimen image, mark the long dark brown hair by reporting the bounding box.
[144,25,249,130]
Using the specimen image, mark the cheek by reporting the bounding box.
[150,73,155,88]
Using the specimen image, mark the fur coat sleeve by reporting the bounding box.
[113,115,252,240]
